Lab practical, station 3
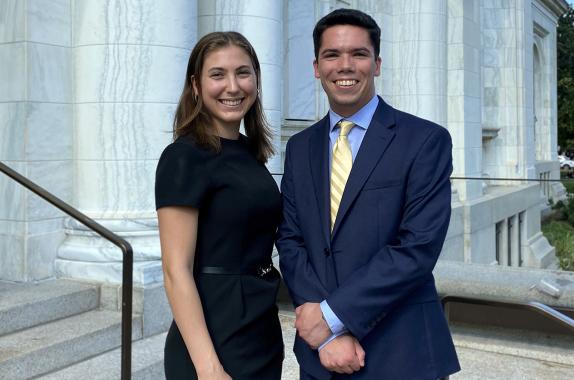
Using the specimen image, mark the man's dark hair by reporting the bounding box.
[313,8,381,59]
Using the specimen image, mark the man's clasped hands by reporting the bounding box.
[295,302,365,375]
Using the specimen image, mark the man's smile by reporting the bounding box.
[335,79,358,87]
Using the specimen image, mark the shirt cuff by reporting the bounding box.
[318,331,346,351]
[320,300,346,335]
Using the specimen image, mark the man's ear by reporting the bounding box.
[313,59,320,79]
[374,56,382,77]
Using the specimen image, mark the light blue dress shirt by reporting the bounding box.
[319,94,380,350]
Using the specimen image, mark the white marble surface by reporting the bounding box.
[27,230,65,280]
[0,161,26,221]
[0,0,24,43]
[26,103,73,161]
[27,0,71,46]
[260,63,282,113]
[391,4,448,126]
[0,220,24,239]
[74,45,189,103]
[26,160,73,220]
[55,258,163,285]
[0,103,25,161]
[27,218,65,235]
[393,40,447,70]
[27,43,72,102]
[265,109,284,174]
[0,43,26,102]
[285,0,316,120]
[74,160,157,216]
[74,103,174,160]
[74,0,196,48]
[0,233,25,281]
[198,0,282,19]
[58,228,160,262]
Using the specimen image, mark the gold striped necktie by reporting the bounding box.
[330,120,354,232]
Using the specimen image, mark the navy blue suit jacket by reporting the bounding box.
[276,98,460,379]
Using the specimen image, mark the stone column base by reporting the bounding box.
[524,232,558,269]
[56,218,162,285]
[100,280,171,338]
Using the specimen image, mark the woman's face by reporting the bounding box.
[195,45,258,135]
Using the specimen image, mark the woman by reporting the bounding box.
[155,31,284,380]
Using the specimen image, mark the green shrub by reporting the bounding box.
[542,221,574,271]
[562,180,574,194]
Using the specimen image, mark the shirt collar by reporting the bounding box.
[329,95,379,133]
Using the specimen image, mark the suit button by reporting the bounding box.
[323,248,331,257]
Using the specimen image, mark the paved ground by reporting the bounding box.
[278,310,573,380]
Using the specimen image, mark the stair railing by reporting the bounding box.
[0,161,133,380]
[441,295,574,380]
[441,295,574,333]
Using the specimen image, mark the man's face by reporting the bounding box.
[314,25,381,117]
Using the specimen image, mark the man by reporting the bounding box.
[276,8,461,379]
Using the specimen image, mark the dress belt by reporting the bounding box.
[197,262,275,277]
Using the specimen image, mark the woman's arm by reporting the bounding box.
[158,206,231,379]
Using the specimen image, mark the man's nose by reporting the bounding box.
[339,55,354,71]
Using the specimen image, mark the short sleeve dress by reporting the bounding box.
[155,135,284,380]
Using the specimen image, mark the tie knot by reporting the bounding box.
[338,120,354,137]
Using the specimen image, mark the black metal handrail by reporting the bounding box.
[441,295,574,380]
[0,161,133,380]
[441,295,574,332]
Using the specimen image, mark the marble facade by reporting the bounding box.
[0,0,569,284]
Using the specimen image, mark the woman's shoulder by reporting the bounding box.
[159,135,214,163]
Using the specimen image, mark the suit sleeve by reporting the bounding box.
[276,139,329,306]
[327,126,453,340]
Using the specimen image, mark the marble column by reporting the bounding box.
[481,0,531,182]
[55,0,197,284]
[198,0,284,174]
[0,0,73,282]
[355,0,394,103]
[531,1,564,201]
[285,0,316,121]
[447,0,482,201]
[391,0,448,127]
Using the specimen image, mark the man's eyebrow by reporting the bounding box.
[353,47,372,54]
[320,48,340,56]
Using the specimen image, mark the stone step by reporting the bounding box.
[39,332,166,380]
[0,309,142,380]
[451,322,574,366]
[0,280,98,336]
[278,310,574,380]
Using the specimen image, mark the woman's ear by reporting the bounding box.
[191,75,199,99]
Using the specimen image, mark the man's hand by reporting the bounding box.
[294,302,332,349]
[319,334,365,374]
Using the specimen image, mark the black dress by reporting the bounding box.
[155,135,284,380]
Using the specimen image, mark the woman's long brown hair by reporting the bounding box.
[173,31,274,163]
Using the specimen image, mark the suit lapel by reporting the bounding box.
[309,115,332,246]
[331,98,397,237]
